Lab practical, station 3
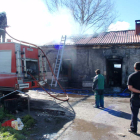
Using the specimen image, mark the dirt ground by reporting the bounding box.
[14,90,140,140]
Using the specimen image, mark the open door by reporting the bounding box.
[106,58,122,87]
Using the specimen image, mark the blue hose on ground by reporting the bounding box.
[118,88,130,97]
[104,88,130,97]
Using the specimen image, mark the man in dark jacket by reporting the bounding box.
[92,69,104,108]
[127,62,140,134]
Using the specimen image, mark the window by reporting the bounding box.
[114,64,121,68]
[0,50,12,73]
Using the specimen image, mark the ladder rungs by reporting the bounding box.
[51,35,66,87]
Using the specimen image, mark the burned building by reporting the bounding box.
[42,20,140,88]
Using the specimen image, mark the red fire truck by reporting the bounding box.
[0,12,48,94]
[0,42,47,93]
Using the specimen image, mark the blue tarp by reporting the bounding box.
[33,87,130,97]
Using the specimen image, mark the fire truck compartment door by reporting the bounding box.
[0,50,12,73]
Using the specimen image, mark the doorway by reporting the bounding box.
[106,58,122,87]
[61,60,72,80]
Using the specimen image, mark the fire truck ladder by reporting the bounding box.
[51,35,66,87]
[38,49,47,80]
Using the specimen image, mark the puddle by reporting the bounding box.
[71,119,118,140]
[57,94,90,98]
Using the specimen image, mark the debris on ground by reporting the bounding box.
[1,119,14,127]
[11,118,24,130]
[118,133,126,137]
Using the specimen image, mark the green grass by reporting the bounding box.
[22,115,35,128]
[0,107,16,121]
[0,125,26,140]
[0,106,35,140]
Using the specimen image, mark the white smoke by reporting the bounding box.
[0,0,80,45]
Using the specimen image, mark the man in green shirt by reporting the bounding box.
[92,69,105,108]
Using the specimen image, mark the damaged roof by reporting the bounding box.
[71,30,140,45]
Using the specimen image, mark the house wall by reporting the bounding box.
[42,45,140,88]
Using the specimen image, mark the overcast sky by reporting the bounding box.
[0,0,139,45]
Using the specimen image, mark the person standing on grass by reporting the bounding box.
[92,69,104,108]
[127,62,140,134]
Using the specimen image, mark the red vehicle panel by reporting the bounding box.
[20,45,38,59]
[0,42,47,92]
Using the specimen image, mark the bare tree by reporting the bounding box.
[45,0,116,33]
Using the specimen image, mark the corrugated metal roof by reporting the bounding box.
[74,30,140,45]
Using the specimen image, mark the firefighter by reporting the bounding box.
[0,12,7,42]
[92,69,105,108]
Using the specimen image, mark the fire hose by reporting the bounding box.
[4,29,69,102]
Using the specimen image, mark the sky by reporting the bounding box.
[0,0,140,45]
